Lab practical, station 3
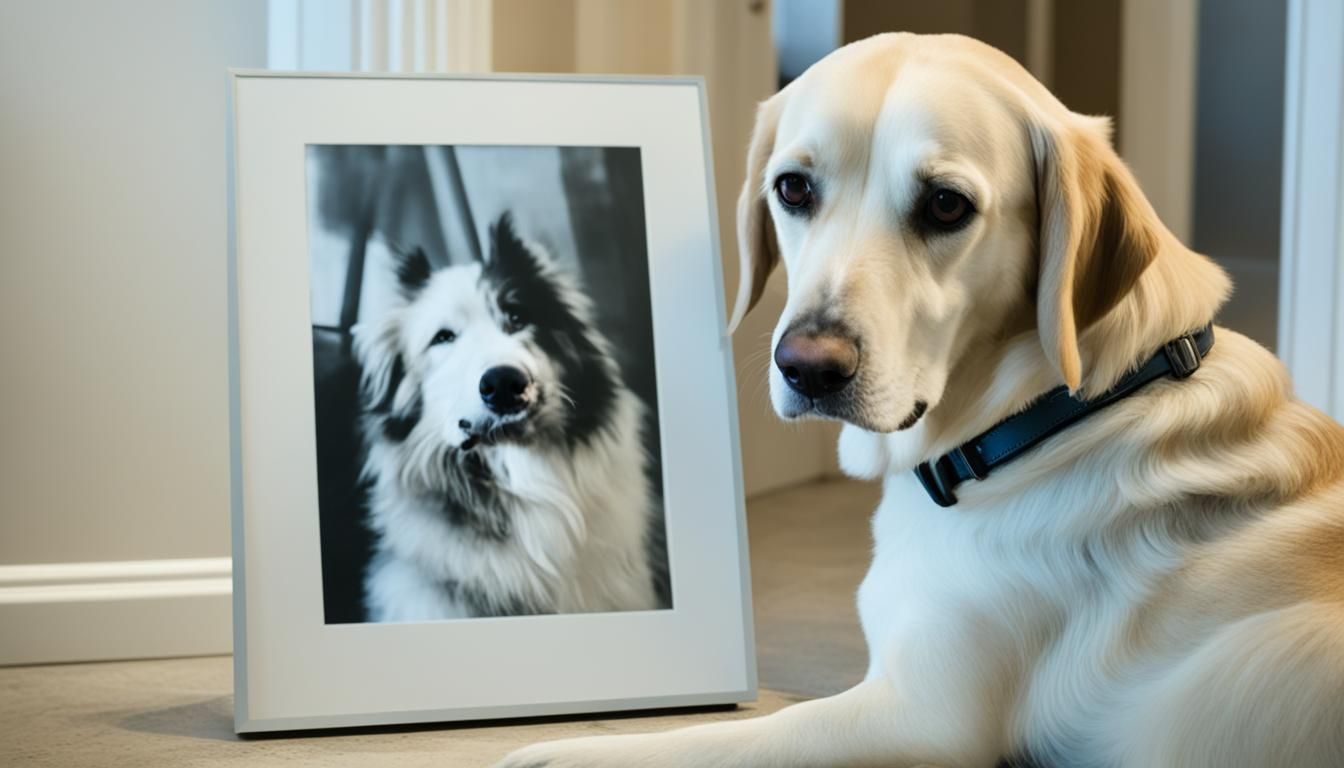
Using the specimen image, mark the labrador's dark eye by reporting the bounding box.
[925,189,974,230]
[775,173,814,210]
[429,329,456,347]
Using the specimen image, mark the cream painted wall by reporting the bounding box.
[0,0,830,572]
[0,0,268,565]
[0,0,832,664]
[0,1,833,667]
[493,0,841,498]
[492,0,576,73]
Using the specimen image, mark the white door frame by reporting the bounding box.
[1279,0,1344,419]
[267,0,492,73]
[1118,0,1199,244]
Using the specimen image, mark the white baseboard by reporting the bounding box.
[0,557,232,666]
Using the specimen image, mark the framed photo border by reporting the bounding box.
[226,70,755,733]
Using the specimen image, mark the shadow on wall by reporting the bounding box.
[1192,0,1287,351]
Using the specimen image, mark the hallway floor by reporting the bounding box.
[0,479,880,767]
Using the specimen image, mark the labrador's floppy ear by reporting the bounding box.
[1030,116,1161,391]
[728,95,785,332]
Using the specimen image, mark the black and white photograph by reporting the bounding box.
[306,144,671,624]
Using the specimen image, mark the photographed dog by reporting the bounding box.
[355,214,666,621]
[500,33,1344,768]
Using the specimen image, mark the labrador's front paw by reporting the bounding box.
[495,734,643,768]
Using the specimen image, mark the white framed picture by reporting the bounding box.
[228,71,755,733]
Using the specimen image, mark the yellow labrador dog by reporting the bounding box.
[501,33,1344,768]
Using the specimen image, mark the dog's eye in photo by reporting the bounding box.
[923,188,975,231]
[774,172,814,212]
[429,328,457,347]
[502,308,527,333]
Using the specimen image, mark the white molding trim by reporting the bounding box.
[270,0,492,73]
[1279,0,1344,419]
[0,557,231,603]
[0,558,232,666]
[439,0,493,73]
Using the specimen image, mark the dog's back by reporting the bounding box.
[862,327,1344,767]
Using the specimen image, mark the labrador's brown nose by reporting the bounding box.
[774,331,859,398]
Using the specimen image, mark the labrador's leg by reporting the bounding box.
[494,677,1001,768]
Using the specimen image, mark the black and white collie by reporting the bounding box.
[353,214,666,621]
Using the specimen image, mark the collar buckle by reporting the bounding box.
[1164,334,1202,379]
[954,445,989,480]
[915,458,959,508]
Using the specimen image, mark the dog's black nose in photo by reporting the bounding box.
[774,331,858,398]
[479,366,530,414]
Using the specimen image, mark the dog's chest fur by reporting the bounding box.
[860,468,1254,766]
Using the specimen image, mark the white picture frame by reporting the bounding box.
[228,71,755,733]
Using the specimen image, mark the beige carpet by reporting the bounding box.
[0,479,880,767]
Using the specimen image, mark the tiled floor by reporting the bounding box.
[0,479,880,767]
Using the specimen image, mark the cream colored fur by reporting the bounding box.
[500,33,1344,767]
